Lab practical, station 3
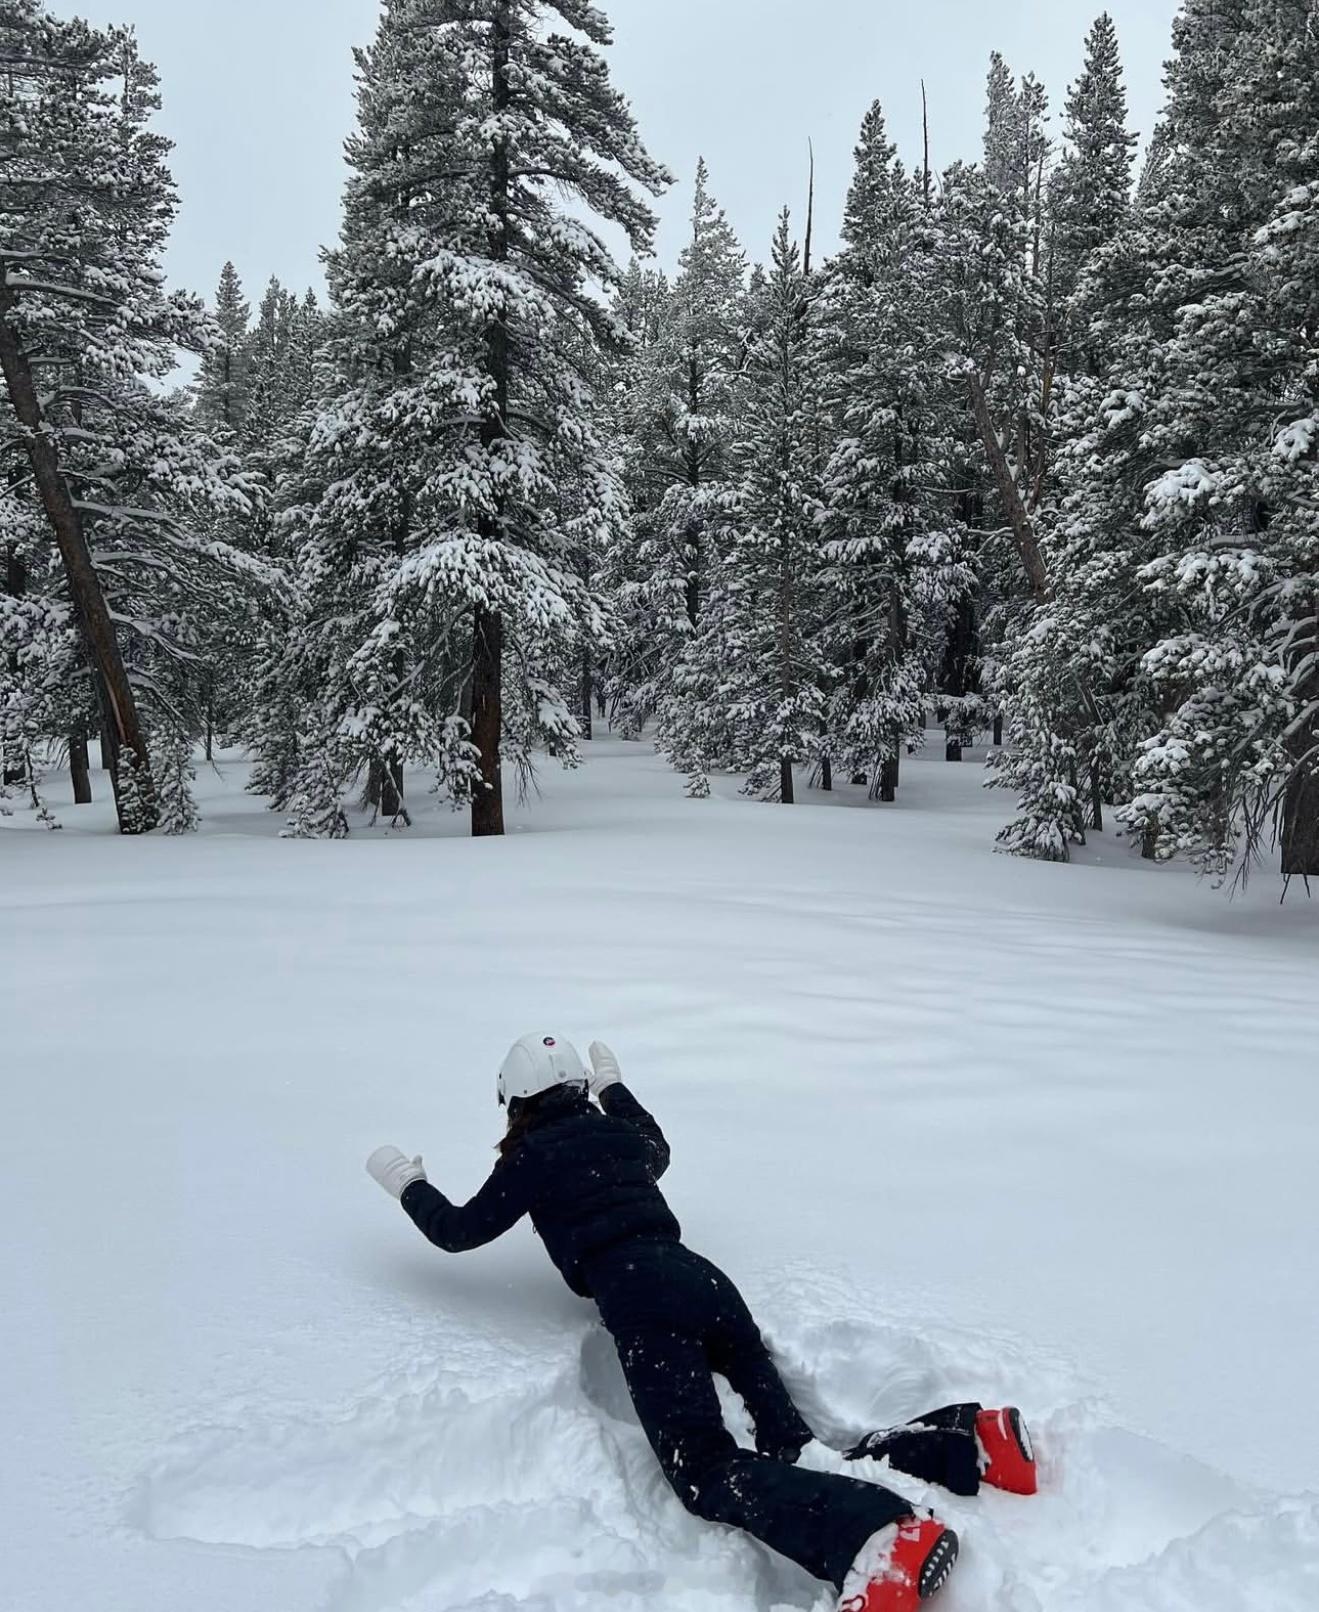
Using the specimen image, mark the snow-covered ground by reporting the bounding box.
[3,736,1317,1612]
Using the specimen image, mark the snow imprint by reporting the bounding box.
[136,1294,1318,1612]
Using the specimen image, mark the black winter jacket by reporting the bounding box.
[400,1082,680,1297]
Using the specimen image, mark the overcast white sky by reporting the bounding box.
[71,0,1182,303]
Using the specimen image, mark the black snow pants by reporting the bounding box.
[582,1238,982,1591]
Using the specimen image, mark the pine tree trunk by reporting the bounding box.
[69,729,92,804]
[887,587,910,791]
[0,291,157,831]
[941,594,978,762]
[993,713,1004,747]
[684,351,702,628]
[580,650,593,741]
[380,758,407,824]
[1281,653,1319,877]
[470,1,512,839]
[471,604,505,837]
[966,371,1051,604]
[1281,768,1319,877]
[3,539,25,785]
[820,754,832,792]
[780,757,794,804]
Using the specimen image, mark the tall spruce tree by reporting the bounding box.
[1050,13,1137,364]
[994,0,1319,881]
[669,211,827,801]
[817,102,966,798]
[267,0,668,838]
[195,261,252,436]
[1115,0,1319,877]
[990,18,1140,858]
[612,161,747,749]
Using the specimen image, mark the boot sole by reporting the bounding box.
[918,1528,959,1600]
[1006,1407,1034,1463]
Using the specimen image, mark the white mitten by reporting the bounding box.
[366,1145,426,1200]
[588,1040,623,1096]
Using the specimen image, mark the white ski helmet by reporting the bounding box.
[497,1033,587,1107]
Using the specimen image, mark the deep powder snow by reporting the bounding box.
[3,735,1317,1612]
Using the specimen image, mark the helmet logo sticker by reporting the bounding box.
[543,1036,556,1046]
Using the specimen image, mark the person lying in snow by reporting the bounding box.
[367,1034,1037,1612]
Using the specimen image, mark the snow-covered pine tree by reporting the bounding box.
[995,0,1319,881]
[194,261,252,437]
[1049,12,1137,370]
[0,473,77,811]
[595,257,668,736]
[1112,0,1319,878]
[0,2,264,832]
[270,0,668,838]
[678,210,827,802]
[618,161,747,751]
[816,101,966,798]
[989,16,1140,859]
[922,59,1062,788]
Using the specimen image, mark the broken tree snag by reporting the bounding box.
[966,370,1051,605]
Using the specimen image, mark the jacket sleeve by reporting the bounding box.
[598,1082,671,1180]
[400,1152,533,1253]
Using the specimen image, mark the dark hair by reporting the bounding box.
[498,1081,588,1158]
[498,1088,550,1158]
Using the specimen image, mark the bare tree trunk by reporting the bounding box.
[0,289,157,831]
[380,757,410,825]
[1281,645,1319,876]
[966,370,1051,604]
[3,539,25,785]
[470,3,512,838]
[69,729,92,804]
[471,605,505,837]
[580,650,593,741]
[1281,766,1319,877]
[887,586,910,791]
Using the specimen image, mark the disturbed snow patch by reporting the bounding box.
[137,1284,1317,1612]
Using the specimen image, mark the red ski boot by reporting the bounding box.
[976,1406,1037,1495]
[837,1516,960,1612]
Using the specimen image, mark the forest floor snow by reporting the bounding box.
[3,734,1318,1612]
